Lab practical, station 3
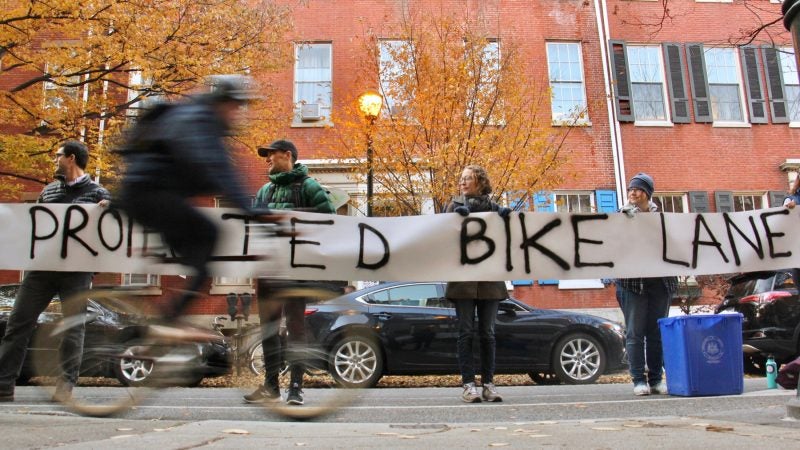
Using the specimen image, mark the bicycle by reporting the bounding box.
[30,221,355,420]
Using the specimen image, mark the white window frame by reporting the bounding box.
[652,193,688,213]
[379,39,409,116]
[627,45,672,125]
[703,47,749,126]
[778,47,800,126]
[732,192,766,212]
[293,42,332,126]
[43,63,80,111]
[122,273,160,287]
[554,191,595,213]
[210,197,255,295]
[546,42,590,125]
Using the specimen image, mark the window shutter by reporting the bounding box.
[534,191,555,212]
[740,46,768,124]
[511,279,533,286]
[533,191,556,284]
[714,191,734,212]
[595,190,618,212]
[686,43,713,123]
[688,191,710,212]
[663,43,691,124]
[509,190,531,211]
[609,40,634,122]
[769,190,787,207]
[762,46,790,124]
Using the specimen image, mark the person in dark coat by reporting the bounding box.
[0,140,111,403]
[116,75,266,321]
[444,164,510,403]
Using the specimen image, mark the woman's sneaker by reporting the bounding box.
[633,382,651,396]
[462,382,482,403]
[650,380,668,395]
[243,385,281,404]
[482,383,503,402]
[286,383,304,405]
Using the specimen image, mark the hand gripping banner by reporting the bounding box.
[0,203,798,281]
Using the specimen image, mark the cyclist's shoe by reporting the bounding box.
[51,380,74,403]
[462,382,482,403]
[147,322,222,344]
[481,383,503,402]
[286,383,304,405]
[243,385,281,404]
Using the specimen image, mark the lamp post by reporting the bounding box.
[357,90,383,217]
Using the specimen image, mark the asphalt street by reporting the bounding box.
[0,379,797,449]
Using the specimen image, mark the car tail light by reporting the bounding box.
[304,308,318,316]
[739,291,792,306]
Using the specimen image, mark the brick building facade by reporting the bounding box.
[1,0,796,319]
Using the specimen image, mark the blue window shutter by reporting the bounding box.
[509,190,531,211]
[595,190,618,212]
[534,191,557,284]
[511,279,534,286]
[534,191,554,212]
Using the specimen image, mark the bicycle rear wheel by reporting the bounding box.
[30,288,152,417]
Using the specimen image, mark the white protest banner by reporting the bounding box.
[0,203,798,281]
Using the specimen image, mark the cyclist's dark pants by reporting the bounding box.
[119,189,217,320]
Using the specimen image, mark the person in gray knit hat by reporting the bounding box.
[616,172,678,396]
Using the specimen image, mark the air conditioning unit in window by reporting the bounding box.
[300,103,322,121]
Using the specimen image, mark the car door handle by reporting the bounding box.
[375,312,392,321]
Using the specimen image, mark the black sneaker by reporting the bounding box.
[243,386,280,404]
[286,383,304,405]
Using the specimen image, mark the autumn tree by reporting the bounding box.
[0,0,294,198]
[330,11,576,216]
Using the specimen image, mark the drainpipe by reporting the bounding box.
[594,0,626,207]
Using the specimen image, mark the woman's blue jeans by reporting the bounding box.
[454,299,499,385]
[616,280,672,386]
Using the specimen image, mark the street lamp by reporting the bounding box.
[357,89,383,217]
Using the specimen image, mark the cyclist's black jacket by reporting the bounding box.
[119,97,253,213]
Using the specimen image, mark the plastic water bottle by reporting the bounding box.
[766,355,778,389]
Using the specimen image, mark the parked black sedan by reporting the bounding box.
[715,270,800,371]
[300,282,627,388]
[0,284,231,386]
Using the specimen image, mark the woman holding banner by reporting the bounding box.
[444,165,511,403]
[616,173,678,396]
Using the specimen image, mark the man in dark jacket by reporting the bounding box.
[0,140,111,403]
[244,139,334,406]
[117,75,266,321]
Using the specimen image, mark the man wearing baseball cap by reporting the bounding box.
[616,172,678,397]
[244,139,335,406]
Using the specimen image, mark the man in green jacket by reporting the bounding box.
[244,139,335,406]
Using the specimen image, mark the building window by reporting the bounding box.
[733,193,764,211]
[704,48,745,123]
[653,194,686,213]
[294,42,332,123]
[379,39,409,115]
[43,63,80,111]
[122,273,159,287]
[546,42,588,123]
[779,47,800,122]
[554,192,594,213]
[628,45,668,122]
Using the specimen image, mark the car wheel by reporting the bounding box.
[551,332,606,384]
[329,335,383,388]
[528,371,562,385]
[114,344,155,387]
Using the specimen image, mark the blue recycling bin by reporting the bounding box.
[658,314,744,396]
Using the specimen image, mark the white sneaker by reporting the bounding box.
[462,382,482,403]
[650,380,668,395]
[633,383,651,396]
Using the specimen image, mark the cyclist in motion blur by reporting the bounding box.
[117,75,271,322]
